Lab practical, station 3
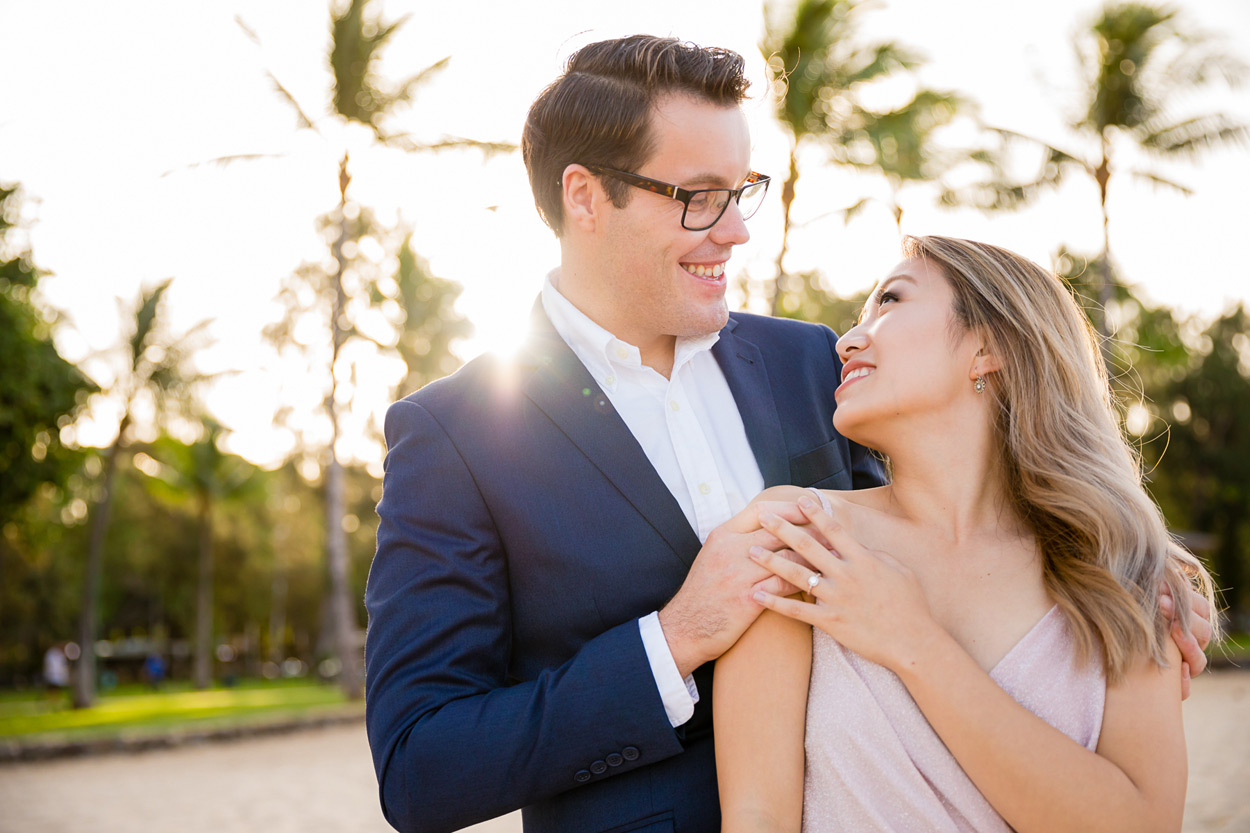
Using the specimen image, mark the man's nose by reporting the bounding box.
[709,199,750,246]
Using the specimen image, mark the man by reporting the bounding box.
[364,34,1210,833]
[365,35,880,833]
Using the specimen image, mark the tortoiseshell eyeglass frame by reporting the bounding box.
[583,165,771,231]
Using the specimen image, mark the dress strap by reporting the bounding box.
[807,487,834,515]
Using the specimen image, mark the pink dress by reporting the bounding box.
[801,606,1106,832]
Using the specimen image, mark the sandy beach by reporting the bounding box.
[1,668,1246,833]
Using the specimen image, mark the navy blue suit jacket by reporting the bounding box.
[364,305,884,833]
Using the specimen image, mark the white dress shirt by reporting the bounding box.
[541,272,766,726]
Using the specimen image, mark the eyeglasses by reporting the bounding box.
[584,165,771,231]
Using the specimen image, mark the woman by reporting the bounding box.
[714,236,1216,833]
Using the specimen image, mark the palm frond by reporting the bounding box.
[939,148,1075,212]
[1137,113,1249,157]
[842,42,922,86]
[1129,170,1193,196]
[986,127,1087,169]
[129,279,174,368]
[160,153,284,178]
[234,15,262,47]
[267,71,317,130]
[388,56,452,109]
[838,196,875,225]
[1154,43,1249,89]
[379,132,516,158]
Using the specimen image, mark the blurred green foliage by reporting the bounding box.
[0,183,94,521]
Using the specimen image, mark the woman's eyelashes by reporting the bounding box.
[874,288,899,308]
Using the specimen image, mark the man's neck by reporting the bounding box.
[551,268,678,378]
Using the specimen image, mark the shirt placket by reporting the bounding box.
[663,371,733,541]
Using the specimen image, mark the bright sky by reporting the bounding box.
[3,0,1248,470]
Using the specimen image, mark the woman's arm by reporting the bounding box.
[898,626,1185,833]
[714,610,812,833]
[751,499,1187,833]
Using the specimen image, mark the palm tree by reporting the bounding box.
[761,0,920,314]
[828,88,969,232]
[145,421,258,689]
[73,279,207,708]
[945,3,1247,337]
[234,0,508,699]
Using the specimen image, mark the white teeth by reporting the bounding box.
[844,367,873,382]
[713,263,724,277]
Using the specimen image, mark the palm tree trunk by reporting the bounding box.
[268,568,287,666]
[192,494,214,689]
[770,147,801,317]
[326,153,363,700]
[73,417,128,709]
[1094,138,1113,340]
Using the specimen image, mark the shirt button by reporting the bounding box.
[616,346,629,359]
[622,746,640,761]
[590,760,608,775]
[604,375,615,387]
[606,753,624,767]
[698,482,711,496]
[574,769,592,783]
[669,400,680,412]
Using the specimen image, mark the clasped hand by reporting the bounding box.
[750,495,939,672]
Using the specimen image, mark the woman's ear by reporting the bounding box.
[561,164,600,233]
[969,343,1002,381]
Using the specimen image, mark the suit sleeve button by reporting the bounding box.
[574,770,592,783]
[606,753,623,767]
[622,746,640,761]
[590,760,608,775]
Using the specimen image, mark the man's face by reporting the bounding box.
[594,93,753,347]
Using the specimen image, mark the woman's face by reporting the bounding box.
[832,256,983,450]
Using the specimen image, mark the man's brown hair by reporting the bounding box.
[521,35,751,237]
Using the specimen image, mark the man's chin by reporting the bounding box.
[676,305,730,338]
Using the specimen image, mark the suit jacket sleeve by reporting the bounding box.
[365,398,686,833]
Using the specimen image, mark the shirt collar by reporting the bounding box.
[541,270,721,383]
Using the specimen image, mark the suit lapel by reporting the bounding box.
[712,319,789,488]
[521,306,702,568]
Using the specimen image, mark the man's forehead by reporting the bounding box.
[643,96,752,185]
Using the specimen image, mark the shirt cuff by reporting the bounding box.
[639,611,700,727]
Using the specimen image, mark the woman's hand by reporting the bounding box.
[749,494,941,672]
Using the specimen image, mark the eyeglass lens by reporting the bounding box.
[684,180,768,230]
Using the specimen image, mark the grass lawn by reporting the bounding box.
[1214,632,1250,667]
[0,678,363,744]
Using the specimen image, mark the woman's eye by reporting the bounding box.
[879,291,898,306]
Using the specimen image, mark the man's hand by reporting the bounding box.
[659,500,809,677]
[1160,582,1214,700]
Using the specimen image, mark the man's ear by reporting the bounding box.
[561,164,601,233]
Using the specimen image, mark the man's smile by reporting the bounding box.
[681,261,726,280]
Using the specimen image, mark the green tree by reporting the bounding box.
[1052,251,1245,621]
[72,279,206,708]
[144,422,259,688]
[948,3,1247,337]
[233,0,504,698]
[1151,307,1250,622]
[832,89,970,232]
[0,182,93,522]
[391,233,472,398]
[762,0,973,313]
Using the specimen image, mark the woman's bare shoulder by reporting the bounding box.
[817,485,893,515]
[750,484,813,504]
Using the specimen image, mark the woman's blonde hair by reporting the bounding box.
[903,235,1217,681]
